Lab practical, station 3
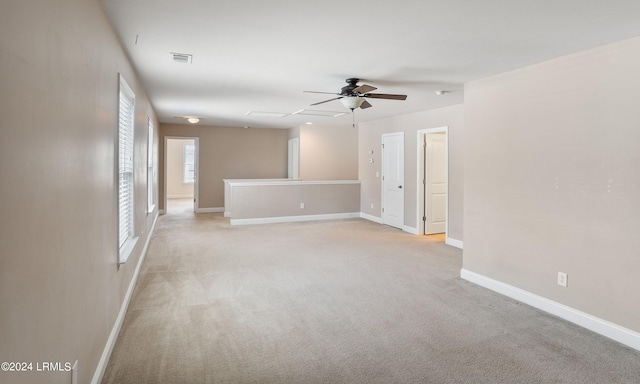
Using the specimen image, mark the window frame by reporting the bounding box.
[183,143,195,184]
[117,74,138,263]
[147,117,155,213]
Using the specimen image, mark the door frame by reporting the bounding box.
[163,136,199,214]
[416,127,449,237]
[288,137,300,179]
[381,132,405,229]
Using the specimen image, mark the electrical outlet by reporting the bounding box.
[300,203,304,209]
[557,272,568,287]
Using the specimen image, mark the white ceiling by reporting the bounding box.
[99,0,640,129]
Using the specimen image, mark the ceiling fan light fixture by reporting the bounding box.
[340,96,365,110]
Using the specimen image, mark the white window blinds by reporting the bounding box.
[118,76,135,250]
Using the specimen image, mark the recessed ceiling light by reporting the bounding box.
[187,117,200,124]
[306,122,313,125]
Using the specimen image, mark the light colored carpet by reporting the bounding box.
[102,210,640,383]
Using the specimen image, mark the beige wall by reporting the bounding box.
[4,4,636,382]
[229,181,360,221]
[159,124,288,210]
[463,36,640,333]
[166,139,195,198]
[289,126,300,140]
[358,105,465,241]
[0,1,158,383]
[299,124,358,180]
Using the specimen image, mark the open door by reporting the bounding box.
[425,132,447,234]
[417,127,448,237]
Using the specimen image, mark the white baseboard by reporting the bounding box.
[359,215,433,236]
[91,212,159,384]
[359,212,382,224]
[445,237,463,249]
[231,212,360,226]
[167,194,194,199]
[159,208,223,214]
[195,207,224,213]
[460,268,640,352]
[403,226,419,235]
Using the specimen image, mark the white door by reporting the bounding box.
[382,133,404,229]
[425,133,447,234]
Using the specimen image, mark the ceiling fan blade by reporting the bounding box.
[360,100,373,109]
[353,84,377,94]
[364,93,407,100]
[310,97,342,106]
[304,91,340,95]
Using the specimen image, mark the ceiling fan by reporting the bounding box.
[305,78,407,111]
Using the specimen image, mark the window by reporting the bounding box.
[147,118,155,213]
[118,75,138,263]
[183,144,195,183]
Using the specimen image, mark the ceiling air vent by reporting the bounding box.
[292,109,347,118]
[245,111,289,118]
[170,52,193,64]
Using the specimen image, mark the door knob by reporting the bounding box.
[398,185,403,189]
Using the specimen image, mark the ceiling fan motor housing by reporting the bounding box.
[341,78,361,95]
[307,77,406,109]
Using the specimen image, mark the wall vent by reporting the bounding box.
[171,52,193,64]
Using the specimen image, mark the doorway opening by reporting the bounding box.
[164,137,199,215]
[417,127,448,241]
